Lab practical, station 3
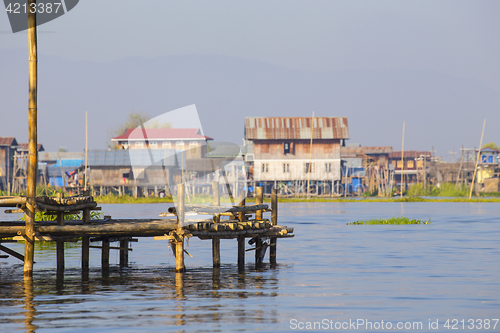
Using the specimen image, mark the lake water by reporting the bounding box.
[1,202,500,332]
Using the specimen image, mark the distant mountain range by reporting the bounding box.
[1,49,499,160]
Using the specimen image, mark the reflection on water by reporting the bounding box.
[0,264,280,332]
[1,202,500,332]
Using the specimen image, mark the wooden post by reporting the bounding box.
[176,183,185,272]
[212,181,221,268]
[270,188,278,264]
[212,181,219,223]
[56,193,65,273]
[270,238,277,266]
[119,239,129,267]
[212,236,220,268]
[255,186,263,220]
[238,190,245,222]
[255,237,263,265]
[102,238,110,270]
[271,188,278,226]
[237,235,245,270]
[81,208,90,270]
[24,0,38,279]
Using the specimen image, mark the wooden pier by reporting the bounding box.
[0,184,294,274]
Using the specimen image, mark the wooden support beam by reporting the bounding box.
[212,236,220,268]
[0,244,24,262]
[255,237,263,265]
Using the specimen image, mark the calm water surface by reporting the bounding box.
[1,202,499,332]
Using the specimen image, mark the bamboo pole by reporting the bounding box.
[84,111,88,191]
[307,111,314,199]
[24,0,38,278]
[400,122,405,198]
[469,120,486,199]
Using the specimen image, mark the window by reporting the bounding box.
[407,160,414,168]
[283,163,289,173]
[177,141,185,151]
[134,142,144,149]
[163,142,171,149]
[325,163,331,172]
[284,142,291,154]
[262,163,269,173]
[189,142,198,156]
[149,142,157,149]
[305,163,315,173]
[396,160,403,168]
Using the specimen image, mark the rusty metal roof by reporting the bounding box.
[341,146,393,157]
[17,143,44,152]
[0,137,17,146]
[245,117,349,140]
[389,151,431,158]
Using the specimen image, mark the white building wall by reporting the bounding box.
[254,159,341,182]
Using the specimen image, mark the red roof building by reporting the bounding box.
[111,128,213,159]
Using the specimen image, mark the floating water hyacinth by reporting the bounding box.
[347,217,431,225]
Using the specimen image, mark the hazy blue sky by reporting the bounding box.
[1,0,499,158]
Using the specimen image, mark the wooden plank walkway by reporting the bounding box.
[0,184,294,273]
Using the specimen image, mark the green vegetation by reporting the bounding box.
[95,193,173,204]
[406,183,468,197]
[347,217,431,225]
[483,142,499,150]
[17,210,103,222]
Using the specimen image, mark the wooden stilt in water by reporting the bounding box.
[237,235,245,270]
[81,208,90,270]
[56,193,65,273]
[212,236,220,268]
[270,188,278,265]
[255,186,263,220]
[269,238,277,266]
[101,238,110,270]
[255,237,263,265]
[176,183,185,272]
[119,239,129,267]
[24,0,38,279]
